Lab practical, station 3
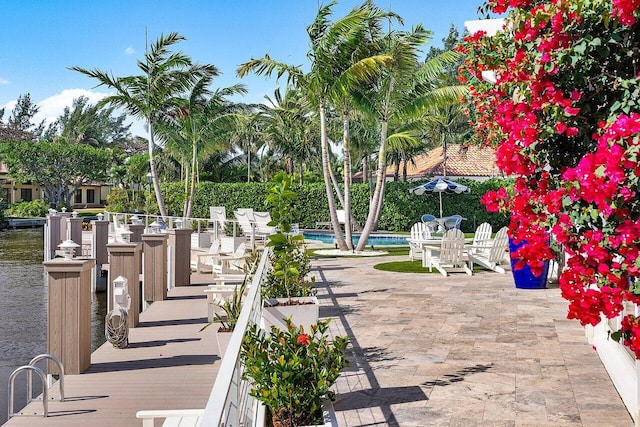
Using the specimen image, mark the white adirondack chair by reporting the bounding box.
[192,239,222,273]
[209,242,249,275]
[429,228,472,276]
[470,222,493,256]
[408,222,431,261]
[468,226,509,273]
[137,409,204,427]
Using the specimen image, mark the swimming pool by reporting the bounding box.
[303,232,408,246]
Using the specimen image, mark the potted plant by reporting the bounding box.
[241,318,349,427]
[262,173,318,330]
[213,281,246,356]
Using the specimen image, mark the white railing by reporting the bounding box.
[201,246,272,427]
[104,211,245,242]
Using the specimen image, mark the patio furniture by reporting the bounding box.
[137,409,204,427]
[192,239,221,273]
[425,228,472,276]
[468,226,509,273]
[420,214,440,232]
[408,222,431,261]
[443,214,464,231]
[209,206,226,236]
[234,210,268,247]
[209,242,249,275]
[253,211,277,235]
[469,222,493,256]
[315,209,347,230]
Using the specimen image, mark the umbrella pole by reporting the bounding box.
[439,192,443,218]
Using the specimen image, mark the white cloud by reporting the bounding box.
[0,77,9,85]
[125,46,135,55]
[3,88,147,138]
[34,88,110,126]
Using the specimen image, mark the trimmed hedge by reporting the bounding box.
[151,178,510,233]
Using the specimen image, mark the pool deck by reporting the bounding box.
[3,248,632,426]
[316,254,632,426]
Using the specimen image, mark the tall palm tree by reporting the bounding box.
[71,32,209,218]
[158,72,248,217]
[238,2,390,250]
[352,26,467,251]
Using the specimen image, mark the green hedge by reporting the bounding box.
[150,178,510,233]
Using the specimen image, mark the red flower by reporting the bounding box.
[296,334,311,346]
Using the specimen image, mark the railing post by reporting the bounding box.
[43,257,95,374]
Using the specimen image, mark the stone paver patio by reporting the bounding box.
[313,254,632,427]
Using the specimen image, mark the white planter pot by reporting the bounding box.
[256,398,337,427]
[261,296,319,332]
[216,330,233,357]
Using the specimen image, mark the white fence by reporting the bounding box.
[201,246,271,426]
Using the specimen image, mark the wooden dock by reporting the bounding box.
[3,284,220,427]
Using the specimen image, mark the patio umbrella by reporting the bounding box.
[409,177,471,218]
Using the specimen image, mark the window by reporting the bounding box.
[86,189,95,204]
[74,190,82,204]
[20,188,32,201]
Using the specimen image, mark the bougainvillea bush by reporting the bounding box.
[459,0,640,356]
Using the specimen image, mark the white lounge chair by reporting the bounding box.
[234,210,268,247]
[209,206,226,234]
[468,226,509,273]
[428,228,472,276]
[253,211,277,235]
[315,209,347,230]
[408,222,431,261]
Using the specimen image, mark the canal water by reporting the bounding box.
[0,228,107,425]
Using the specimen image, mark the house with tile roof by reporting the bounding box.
[354,143,501,182]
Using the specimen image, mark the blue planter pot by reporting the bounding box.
[509,238,549,289]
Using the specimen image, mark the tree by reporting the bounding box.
[352,25,467,251]
[41,96,132,147]
[7,93,44,136]
[158,70,248,217]
[238,1,392,250]
[71,32,209,219]
[0,139,111,206]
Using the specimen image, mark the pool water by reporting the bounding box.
[303,232,407,246]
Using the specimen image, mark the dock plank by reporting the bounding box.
[3,285,220,427]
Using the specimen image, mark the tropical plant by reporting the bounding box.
[460,1,640,356]
[353,25,467,250]
[238,1,393,251]
[241,318,349,427]
[263,173,314,300]
[71,32,211,219]
[5,199,49,218]
[214,281,246,332]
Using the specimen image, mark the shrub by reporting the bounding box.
[6,199,49,217]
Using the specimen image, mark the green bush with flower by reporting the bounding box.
[241,318,349,427]
[460,1,640,356]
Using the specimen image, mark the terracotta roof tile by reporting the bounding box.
[355,144,500,180]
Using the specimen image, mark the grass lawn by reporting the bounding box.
[374,260,489,274]
[308,245,409,258]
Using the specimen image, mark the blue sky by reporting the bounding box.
[0,0,485,137]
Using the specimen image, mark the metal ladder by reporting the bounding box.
[7,354,65,419]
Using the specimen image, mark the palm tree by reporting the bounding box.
[238,1,391,250]
[71,32,209,218]
[352,26,467,251]
[259,87,320,184]
[158,71,248,217]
